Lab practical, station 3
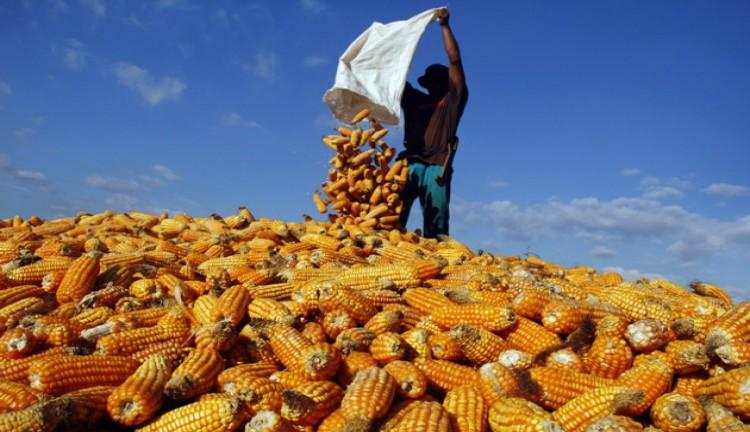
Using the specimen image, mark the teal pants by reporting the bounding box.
[399,161,451,238]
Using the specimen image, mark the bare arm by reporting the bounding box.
[436,8,465,90]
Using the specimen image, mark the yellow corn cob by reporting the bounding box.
[0,379,41,411]
[281,380,343,426]
[429,303,515,332]
[220,375,284,413]
[695,366,750,419]
[193,294,218,325]
[301,322,327,343]
[428,331,464,361]
[544,348,585,372]
[0,297,50,332]
[217,362,278,388]
[128,278,165,300]
[586,334,634,379]
[335,327,376,354]
[318,408,347,432]
[194,320,236,353]
[246,410,297,432]
[298,342,341,380]
[541,300,594,334]
[364,310,403,335]
[584,415,644,432]
[0,397,71,432]
[701,397,747,432]
[247,283,295,300]
[268,324,313,371]
[350,108,370,124]
[615,358,674,416]
[28,354,139,395]
[705,302,750,358]
[95,321,189,356]
[70,306,113,327]
[415,359,480,392]
[650,392,705,432]
[403,288,455,315]
[54,385,113,429]
[511,285,557,320]
[449,324,512,365]
[211,284,251,327]
[340,366,397,429]
[391,401,452,432]
[136,394,246,432]
[663,340,710,374]
[625,319,670,352]
[48,254,97,304]
[370,332,407,364]
[499,316,563,356]
[0,328,43,359]
[0,284,45,309]
[334,263,425,291]
[443,384,488,432]
[714,340,750,366]
[7,257,73,285]
[488,397,561,432]
[526,367,615,410]
[99,252,145,270]
[383,360,427,399]
[321,310,356,340]
[248,298,295,325]
[690,281,733,309]
[477,362,519,405]
[164,347,224,400]
[552,386,645,432]
[107,353,172,426]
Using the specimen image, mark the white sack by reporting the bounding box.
[323,8,441,125]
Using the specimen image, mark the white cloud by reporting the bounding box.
[80,0,105,16]
[14,128,34,139]
[124,14,144,28]
[452,195,750,260]
[114,62,186,105]
[304,55,326,66]
[156,0,187,8]
[488,180,510,189]
[0,153,49,189]
[0,80,11,96]
[601,266,666,281]
[60,39,87,69]
[703,183,749,198]
[245,52,277,80]
[222,112,260,128]
[52,0,69,11]
[642,186,683,200]
[621,168,640,176]
[299,0,326,14]
[152,164,179,180]
[591,245,617,258]
[85,175,140,193]
[105,193,139,211]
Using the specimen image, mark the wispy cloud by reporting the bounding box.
[152,164,179,181]
[80,0,105,17]
[703,183,749,198]
[453,195,750,261]
[14,128,35,140]
[114,62,186,105]
[488,180,510,189]
[592,245,617,258]
[0,153,49,190]
[124,14,144,28]
[85,175,140,193]
[155,0,189,8]
[244,52,277,81]
[621,168,640,177]
[52,0,69,12]
[56,38,87,69]
[299,0,326,14]
[642,186,683,200]
[222,112,260,128]
[0,80,11,96]
[304,55,326,66]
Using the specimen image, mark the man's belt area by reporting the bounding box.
[436,136,458,186]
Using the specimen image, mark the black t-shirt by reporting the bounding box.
[400,81,468,165]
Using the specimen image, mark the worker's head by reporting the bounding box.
[418,64,449,97]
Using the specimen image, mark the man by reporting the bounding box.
[399,7,468,238]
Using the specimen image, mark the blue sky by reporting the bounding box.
[1,1,748,300]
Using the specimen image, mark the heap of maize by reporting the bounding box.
[0,209,747,432]
[313,109,409,231]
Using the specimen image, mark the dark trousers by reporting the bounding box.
[399,161,451,238]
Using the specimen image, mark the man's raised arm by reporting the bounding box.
[436,8,465,90]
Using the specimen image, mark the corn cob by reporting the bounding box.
[415,359,480,392]
[211,284,251,327]
[0,398,70,432]
[477,362,520,405]
[247,283,295,300]
[60,385,114,429]
[552,386,645,432]
[690,281,733,309]
[370,332,407,364]
[335,351,378,386]
[526,367,615,410]
[701,397,747,432]
[625,319,670,353]
[694,366,750,419]
[0,297,50,332]
[428,331,464,361]
[499,316,562,356]
[449,324,511,365]
[383,360,427,399]
[584,415,644,432]
[335,327,376,354]
[0,284,45,309]
[268,324,312,370]
[443,384,488,432]
[615,358,674,416]
[340,367,397,429]
[488,397,562,432]
[334,263,425,291]
[403,288,455,315]
[0,379,41,411]
[280,380,343,426]
[136,394,246,432]
[220,376,284,413]
[429,303,515,332]
[391,401,452,432]
[248,298,295,325]
[364,310,403,335]
[95,321,189,356]
[164,347,224,400]
[317,408,347,432]
[6,257,73,285]
[301,322,327,343]
[545,348,585,372]
[246,410,297,432]
[0,328,43,359]
[28,354,139,394]
[586,334,634,379]
[650,392,705,432]
[107,353,172,426]
[705,302,750,358]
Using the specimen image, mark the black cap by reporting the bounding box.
[417,64,449,89]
